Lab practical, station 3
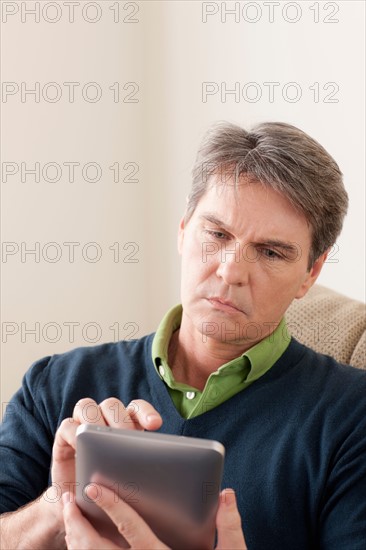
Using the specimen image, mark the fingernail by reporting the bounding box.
[222,488,236,506]
[146,413,160,423]
[62,491,71,507]
[85,483,100,501]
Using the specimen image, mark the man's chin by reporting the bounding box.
[198,315,255,345]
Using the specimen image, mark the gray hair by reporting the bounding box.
[187,121,348,268]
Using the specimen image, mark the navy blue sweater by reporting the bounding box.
[1,335,366,549]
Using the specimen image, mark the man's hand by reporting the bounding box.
[0,399,162,550]
[62,483,247,550]
[51,398,163,495]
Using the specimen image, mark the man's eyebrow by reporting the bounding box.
[199,213,232,231]
[199,214,299,252]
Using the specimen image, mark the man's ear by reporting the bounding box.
[177,216,186,255]
[295,249,329,299]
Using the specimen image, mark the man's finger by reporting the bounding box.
[98,398,162,431]
[52,418,79,462]
[62,492,119,550]
[73,398,107,426]
[85,482,169,549]
[216,489,247,549]
[125,399,163,430]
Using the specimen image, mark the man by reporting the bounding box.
[1,121,365,549]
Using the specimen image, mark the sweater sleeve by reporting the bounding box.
[0,356,55,513]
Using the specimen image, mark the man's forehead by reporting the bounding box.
[195,178,291,212]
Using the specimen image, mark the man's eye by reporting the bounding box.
[261,248,282,260]
[204,230,228,240]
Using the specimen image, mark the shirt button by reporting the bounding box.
[186,391,196,400]
[159,365,165,377]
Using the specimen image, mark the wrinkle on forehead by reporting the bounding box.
[195,177,312,250]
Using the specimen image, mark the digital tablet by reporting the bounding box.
[75,424,225,550]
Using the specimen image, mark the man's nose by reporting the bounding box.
[215,243,250,286]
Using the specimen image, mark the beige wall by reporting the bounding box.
[1,1,365,413]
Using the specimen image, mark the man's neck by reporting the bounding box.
[168,319,255,391]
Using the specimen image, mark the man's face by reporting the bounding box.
[178,176,326,348]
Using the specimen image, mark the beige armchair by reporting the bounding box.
[285,284,366,370]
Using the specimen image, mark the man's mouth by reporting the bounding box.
[207,297,244,314]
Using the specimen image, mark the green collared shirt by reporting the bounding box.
[152,305,290,419]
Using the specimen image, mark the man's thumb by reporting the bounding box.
[215,489,247,549]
